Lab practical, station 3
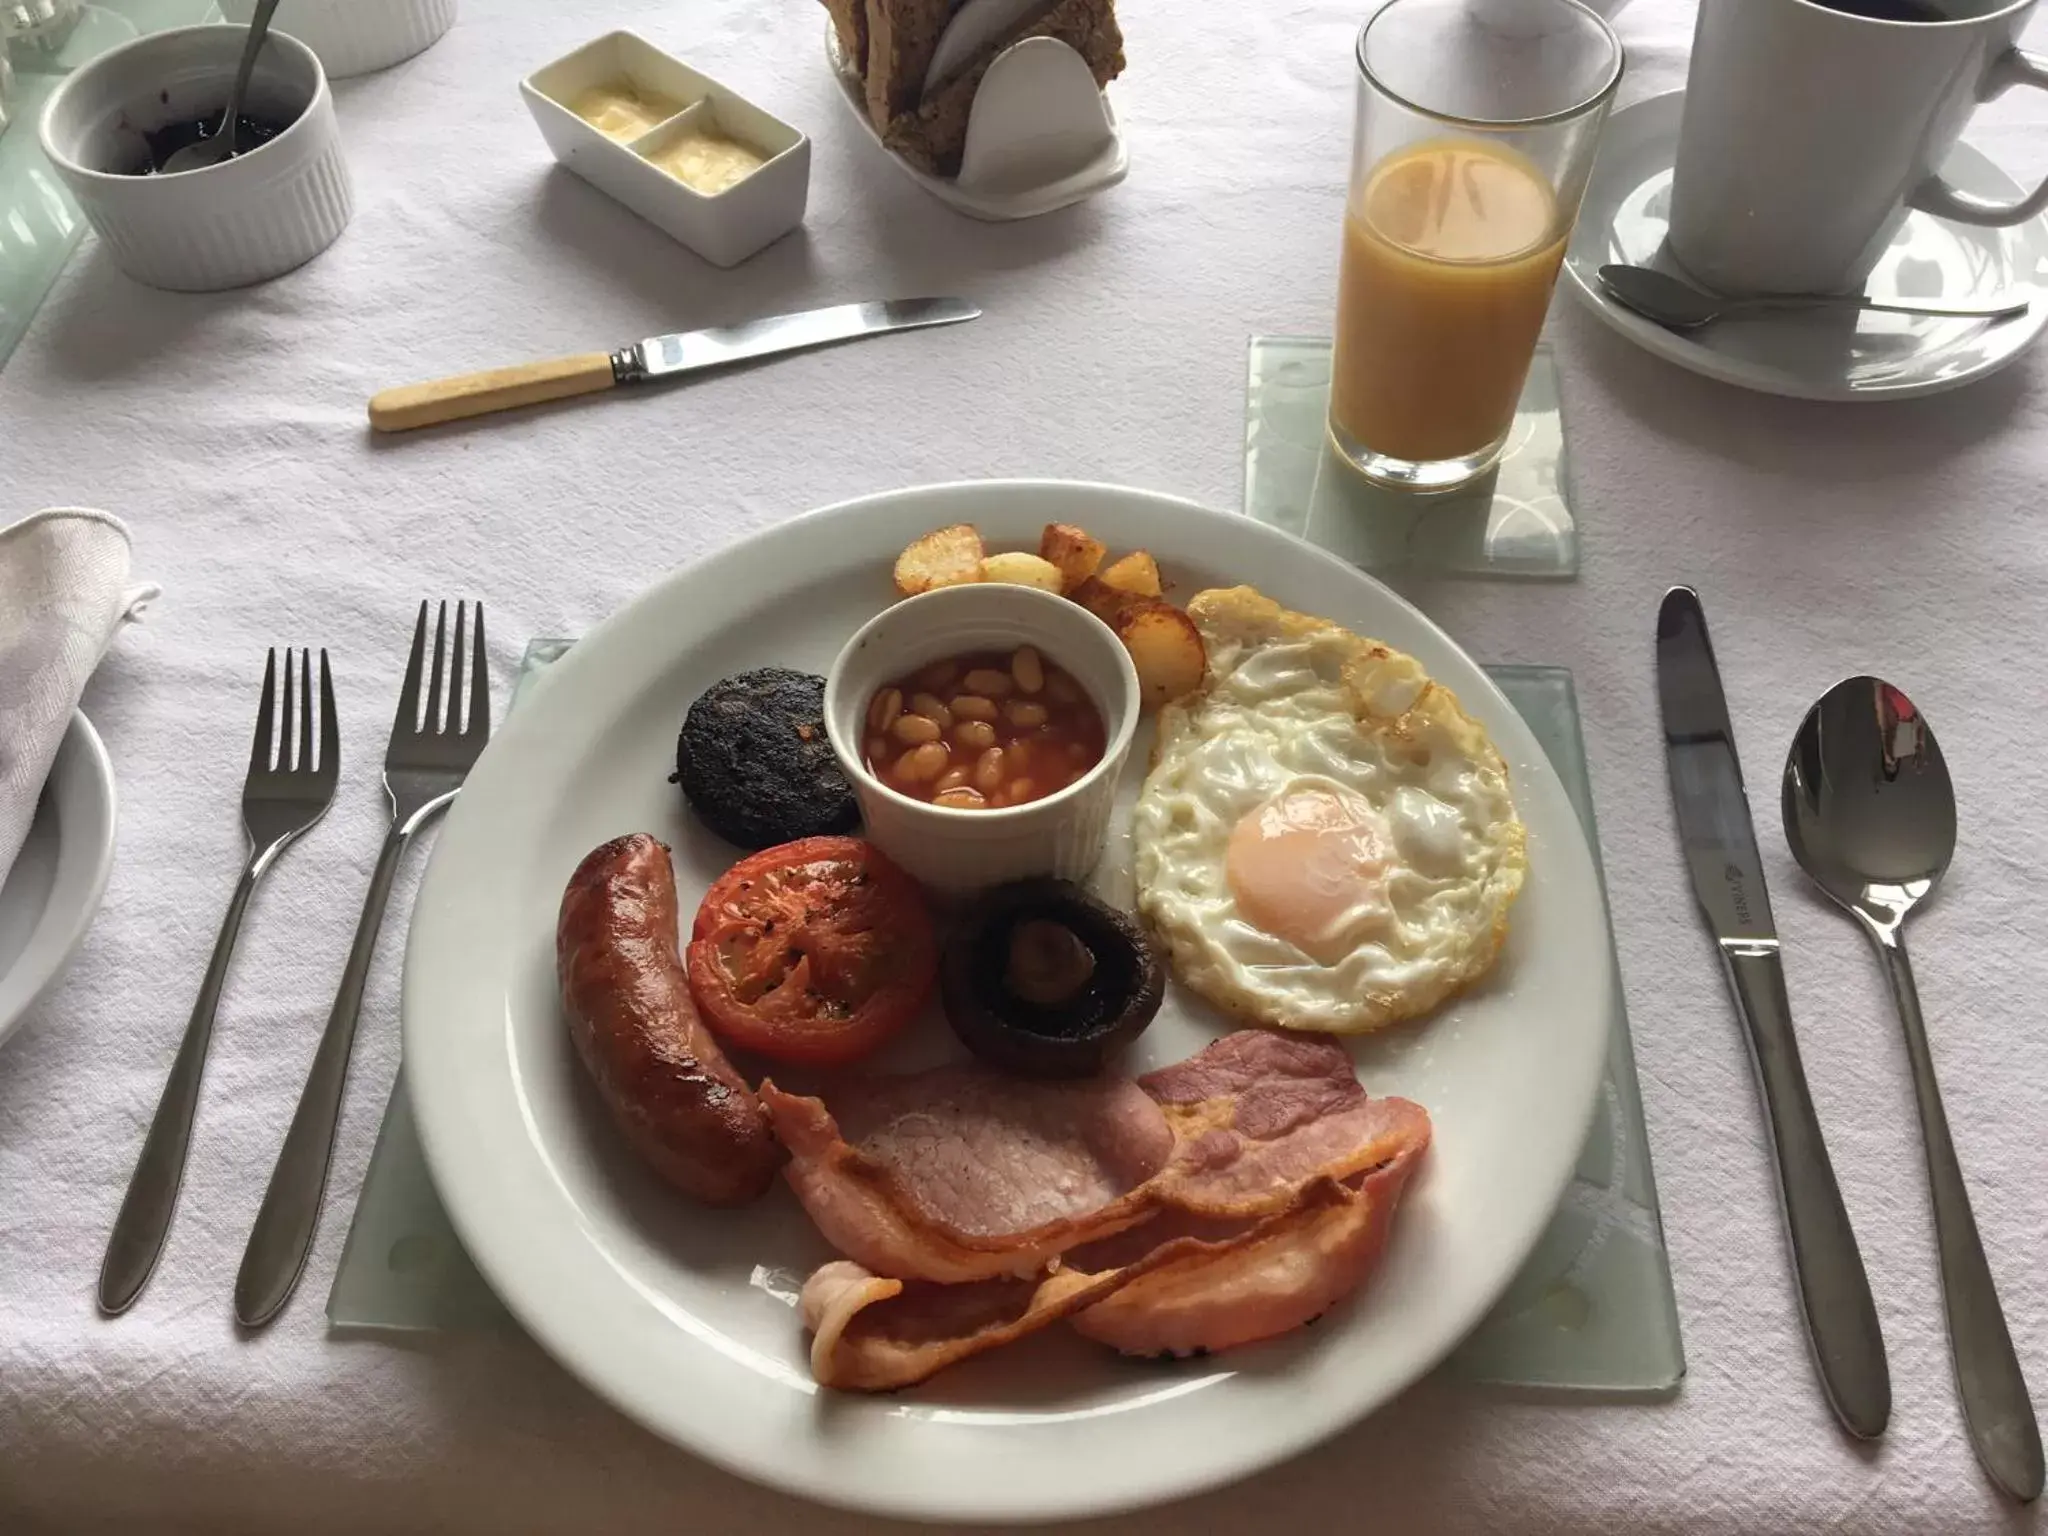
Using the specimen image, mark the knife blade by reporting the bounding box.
[367,297,982,433]
[1657,586,1890,1440]
[620,297,978,382]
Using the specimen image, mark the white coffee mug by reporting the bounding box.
[1668,0,2048,295]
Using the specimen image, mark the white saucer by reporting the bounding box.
[0,712,117,1049]
[1563,91,2048,401]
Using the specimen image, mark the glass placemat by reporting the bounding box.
[0,2,219,371]
[333,641,1683,1397]
[1245,336,1579,579]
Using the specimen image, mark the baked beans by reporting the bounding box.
[864,647,1105,809]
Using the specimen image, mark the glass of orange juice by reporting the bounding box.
[1330,0,1622,491]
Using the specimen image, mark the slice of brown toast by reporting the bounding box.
[863,0,966,132]
[884,0,1124,178]
[821,0,870,76]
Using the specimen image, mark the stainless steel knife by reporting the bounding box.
[367,297,982,433]
[1657,585,1891,1440]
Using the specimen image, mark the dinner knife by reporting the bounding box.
[366,297,981,433]
[1657,586,1891,1441]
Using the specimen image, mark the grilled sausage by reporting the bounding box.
[558,833,783,1205]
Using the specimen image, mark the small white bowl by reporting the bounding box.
[38,25,352,292]
[521,30,808,269]
[219,0,456,80]
[824,585,1140,896]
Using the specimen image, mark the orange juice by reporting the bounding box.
[1330,137,1567,467]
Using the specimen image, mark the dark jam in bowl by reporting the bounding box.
[122,108,297,175]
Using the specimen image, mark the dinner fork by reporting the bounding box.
[99,649,338,1316]
[235,602,489,1327]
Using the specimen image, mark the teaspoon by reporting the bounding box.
[162,0,281,174]
[1783,676,2043,1503]
[1599,263,2029,333]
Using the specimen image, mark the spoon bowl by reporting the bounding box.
[1783,676,2043,1504]
[161,0,280,173]
[1783,675,1955,922]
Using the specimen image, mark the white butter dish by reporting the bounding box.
[521,31,807,269]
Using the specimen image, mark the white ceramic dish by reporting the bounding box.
[825,26,1126,222]
[522,31,807,269]
[824,582,1141,893]
[0,712,116,1049]
[1565,91,2048,402]
[219,0,456,80]
[38,24,352,292]
[402,481,1613,1522]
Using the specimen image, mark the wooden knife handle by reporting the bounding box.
[367,352,617,432]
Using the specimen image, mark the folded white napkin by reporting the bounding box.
[0,509,157,884]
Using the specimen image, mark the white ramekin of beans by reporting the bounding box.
[824,584,1141,894]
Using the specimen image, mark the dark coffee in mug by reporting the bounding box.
[1815,0,1951,20]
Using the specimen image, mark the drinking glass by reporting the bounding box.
[1329,0,1621,491]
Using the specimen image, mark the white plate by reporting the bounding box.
[402,482,1612,1522]
[1564,91,2048,401]
[0,712,117,1049]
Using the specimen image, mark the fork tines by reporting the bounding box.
[393,601,489,755]
[249,647,337,781]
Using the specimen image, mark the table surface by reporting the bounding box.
[4,2,2046,1532]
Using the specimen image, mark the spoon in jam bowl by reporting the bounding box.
[1783,677,2043,1503]
[1599,263,2029,333]
[161,0,281,174]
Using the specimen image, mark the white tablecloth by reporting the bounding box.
[4,1,2046,1531]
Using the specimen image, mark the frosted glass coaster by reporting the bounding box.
[332,642,1683,1398]
[1245,336,1578,579]
[0,2,217,371]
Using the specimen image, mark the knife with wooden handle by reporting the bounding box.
[367,297,981,432]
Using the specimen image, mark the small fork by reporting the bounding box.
[100,649,339,1316]
[235,602,490,1327]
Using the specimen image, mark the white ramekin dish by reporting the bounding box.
[521,30,808,269]
[39,25,352,292]
[824,584,1140,896]
[218,0,456,80]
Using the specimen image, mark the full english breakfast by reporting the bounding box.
[554,521,1522,1388]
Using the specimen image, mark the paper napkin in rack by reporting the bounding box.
[0,509,157,884]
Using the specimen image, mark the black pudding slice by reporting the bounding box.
[674,667,859,849]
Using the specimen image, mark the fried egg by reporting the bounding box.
[1131,587,1525,1033]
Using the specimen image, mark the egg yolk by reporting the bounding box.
[1225,782,1393,963]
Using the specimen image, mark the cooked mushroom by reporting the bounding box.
[940,880,1165,1078]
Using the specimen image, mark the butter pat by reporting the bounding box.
[570,81,685,141]
[645,124,766,196]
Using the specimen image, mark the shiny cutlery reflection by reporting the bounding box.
[1656,587,1890,1439]
[366,297,982,433]
[1600,263,2030,333]
[100,648,338,1316]
[235,602,490,1327]
[1784,678,2044,1502]
[160,0,281,173]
